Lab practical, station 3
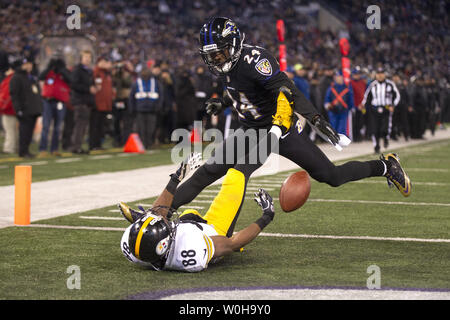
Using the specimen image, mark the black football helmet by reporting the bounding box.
[120,206,178,270]
[199,17,244,75]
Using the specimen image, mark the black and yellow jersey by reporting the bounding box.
[219,44,318,128]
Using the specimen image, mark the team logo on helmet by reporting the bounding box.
[255,58,272,76]
[222,20,237,37]
[155,236,170,256]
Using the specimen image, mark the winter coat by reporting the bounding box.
[9,69,42,117]
[70,63,95,106]
[93,66,114,112]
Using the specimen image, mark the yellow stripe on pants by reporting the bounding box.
[203,168,246,236]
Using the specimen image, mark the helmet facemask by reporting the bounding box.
[199,18,245,75]
[120,207,179,271]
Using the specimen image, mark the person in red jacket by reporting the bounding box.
[38,55,71,157]
[89,56,114,150]
[0,66,18,154]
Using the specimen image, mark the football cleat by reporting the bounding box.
[381,153,412,197]
[272,86,294,135]
[118,202,145,224]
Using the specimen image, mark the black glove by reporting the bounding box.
[312,114,340,146]
[254,188,275,230]
[205,98,223,115]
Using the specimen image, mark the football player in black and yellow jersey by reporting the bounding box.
[171,17,411,227]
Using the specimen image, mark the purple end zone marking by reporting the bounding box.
[126,285,450,300]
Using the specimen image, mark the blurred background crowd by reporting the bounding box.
[0,0,448,157]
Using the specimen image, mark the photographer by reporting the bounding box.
[38,54,71,157]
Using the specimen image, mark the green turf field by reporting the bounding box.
[0,139,449,299]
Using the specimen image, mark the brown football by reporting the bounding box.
[279,171,311,212]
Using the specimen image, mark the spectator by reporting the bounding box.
[158,64,177,144]
[112,60,135,147]
[37,54,71,157]
[317,66,335,121]
[392,74,411,141]
[324,70,354,135]
[350,67,367,142]
[193,65,214,125]
[0,47,9,82]
[70,50,96,154]
[174,69,197,131]
[90,56,114,150]
[409,75,427,139]
[0,66,17,154]
[9,57,43,158]
[129,66,163,150]
[293,64,310,100]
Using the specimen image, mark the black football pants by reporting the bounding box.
[172,117,385,211]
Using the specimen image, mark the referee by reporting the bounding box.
[362,67,400,154]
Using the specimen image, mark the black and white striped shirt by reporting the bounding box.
[362,79,400,107]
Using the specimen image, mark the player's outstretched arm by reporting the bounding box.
[210,189,275,258]
[152,152,202,214]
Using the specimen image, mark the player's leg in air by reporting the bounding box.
[118,151,275,239]
[171,87,293,211]
[279,114,411,197]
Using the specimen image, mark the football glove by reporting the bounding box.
[254,188,275,230]
[205,98,223,115]
[312,114,340,146]
[172,152,202,182]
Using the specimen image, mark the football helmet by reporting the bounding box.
[199,17,244,74]
[120,206,178,270]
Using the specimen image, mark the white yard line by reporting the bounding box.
[259,232,450,243]
[79,216,123,221]
[307,198,450,207]
[19,161,48,166]
[406,168,450,173]
[351,180,450,186]
[1,130,449,229]
[55,158,82,163]
[20,224,450,243]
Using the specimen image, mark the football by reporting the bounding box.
[279,171,311,212]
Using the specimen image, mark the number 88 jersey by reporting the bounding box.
[164,221,217,272]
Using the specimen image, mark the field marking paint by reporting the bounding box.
[55,158,82,163]
[406,168,450,173]
[90,155,114,160]
[351,180,450,187]
[79,216,123,221]
[259,232,450,243]
[308,198,450,207]
[21,224,450,243]
[19,161,48,166]
[23,224,125,231]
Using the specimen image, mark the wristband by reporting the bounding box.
[255,214,273,230]
[166,174,180,195]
